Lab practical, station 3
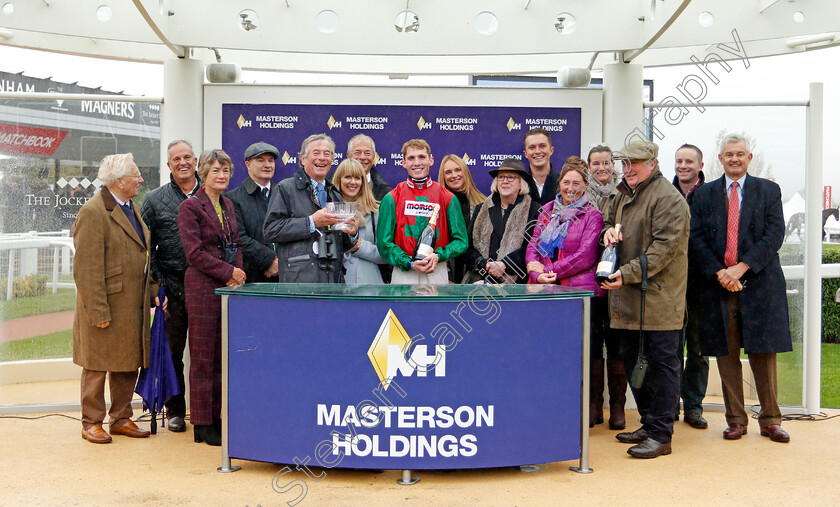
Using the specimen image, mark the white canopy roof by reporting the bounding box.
[0,1,838,74]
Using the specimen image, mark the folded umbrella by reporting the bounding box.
[135,286,181,435]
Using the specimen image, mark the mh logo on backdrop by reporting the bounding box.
[506,117,521,132]
[416,116,432,131]
[236,114,252,129]
[327,115,342,129]
[367,310,445,391]
[281,151,297,165]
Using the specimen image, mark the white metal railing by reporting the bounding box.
[782,263,840,280]
[0,231,75,300]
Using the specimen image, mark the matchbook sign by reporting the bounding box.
[0,123,68,156]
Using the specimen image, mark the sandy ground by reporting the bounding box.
[1,403,838,507]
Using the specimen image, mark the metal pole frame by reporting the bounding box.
[644,91,825,414]
[570,296,593,474]
[804,83,823,415]
[218,294,241,473]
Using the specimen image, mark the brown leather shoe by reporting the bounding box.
[81,424,112,444]
[760,424,790,443]
[616,427,649,444]
[110,420,150,438]
[723,423,747,440]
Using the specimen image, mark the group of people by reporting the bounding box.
[71,127,793,461]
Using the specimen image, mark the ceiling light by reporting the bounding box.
[239,9,258,31]
[698,12,714,28]
[554,13,576,35]
[96,5,112,22]
[475,12,498,36]
[316,10,339,34]
[395,10,419,33]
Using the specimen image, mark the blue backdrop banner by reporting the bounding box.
[221,103,581,194]
[227,293,583,469]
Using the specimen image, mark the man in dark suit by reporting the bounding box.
[346,134,393,201]
[689,133,792,443]
[523,127,560,206]
[672,144,709,429]
[327,134,393,201]
[227,142,280,283]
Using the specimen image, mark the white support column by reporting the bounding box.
[161,55,204,183]
[804,82,823,414]
[601,61,644,412]
[602,61,644,149]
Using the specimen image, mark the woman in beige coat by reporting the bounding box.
[73,153,160,444]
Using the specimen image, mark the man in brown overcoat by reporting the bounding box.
[73,153,160,444]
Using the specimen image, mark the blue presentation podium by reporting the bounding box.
[216,283,593,477]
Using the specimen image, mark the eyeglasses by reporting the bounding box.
[496,175,519,182]
[125,173,142,180]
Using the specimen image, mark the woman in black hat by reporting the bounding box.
[463,158,541,284]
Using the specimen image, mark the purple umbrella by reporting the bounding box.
[135,286,181,435]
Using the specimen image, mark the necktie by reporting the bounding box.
[262,187,269,207]
[121,202,146,248]
[724,182,739,267]
[315,182,327,208]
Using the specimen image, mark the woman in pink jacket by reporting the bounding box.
[526,156,604,292]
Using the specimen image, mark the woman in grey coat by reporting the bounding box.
[334,159,387,284]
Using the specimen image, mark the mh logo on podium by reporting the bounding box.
[367,310,445,391]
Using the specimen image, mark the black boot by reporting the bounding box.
[194,424,221,446]
[589,358,605,428]
[607,360,627,430]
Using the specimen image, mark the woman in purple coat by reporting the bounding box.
[179,149,245,446]
[526,156,607,427]
[526,156,604,291]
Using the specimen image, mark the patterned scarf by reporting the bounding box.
[537,192,590,257]
[587,172,618,211]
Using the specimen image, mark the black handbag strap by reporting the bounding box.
[638,254,648,355]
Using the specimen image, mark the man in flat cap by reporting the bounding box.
[226,142,280,283]
[599,139,690,459]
